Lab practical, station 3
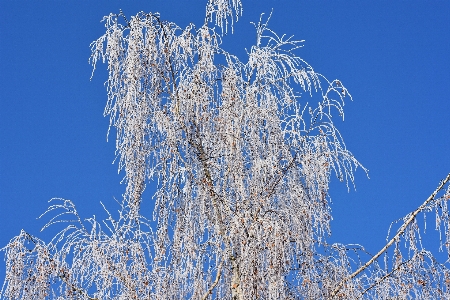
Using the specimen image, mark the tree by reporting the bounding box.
[1,1,449,299]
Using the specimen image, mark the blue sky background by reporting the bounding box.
[1,0,449,285]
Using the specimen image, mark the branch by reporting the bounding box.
[330,172,450,298]
[59,273,98,300]
[356,257,411,299]
[118,9,131,28]
[265,152,299,201]
[201,259,224,300]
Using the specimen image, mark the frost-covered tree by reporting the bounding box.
[2,1,450,299]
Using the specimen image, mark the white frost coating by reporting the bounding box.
[2,4,450,300]
[89,12,364,298]
[205,0,242,33]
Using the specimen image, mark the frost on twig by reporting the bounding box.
[205,0,243,34]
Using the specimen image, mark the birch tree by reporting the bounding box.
[2,1,450,299]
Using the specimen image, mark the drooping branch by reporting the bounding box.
[356,257,412,299]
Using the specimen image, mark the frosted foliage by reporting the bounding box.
[88,12,363,298]
[2,3,450,300]
[205,0,242,33]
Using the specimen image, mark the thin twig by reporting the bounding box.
[356,258,411,299]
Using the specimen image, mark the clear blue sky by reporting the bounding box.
[1,0,449,285]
